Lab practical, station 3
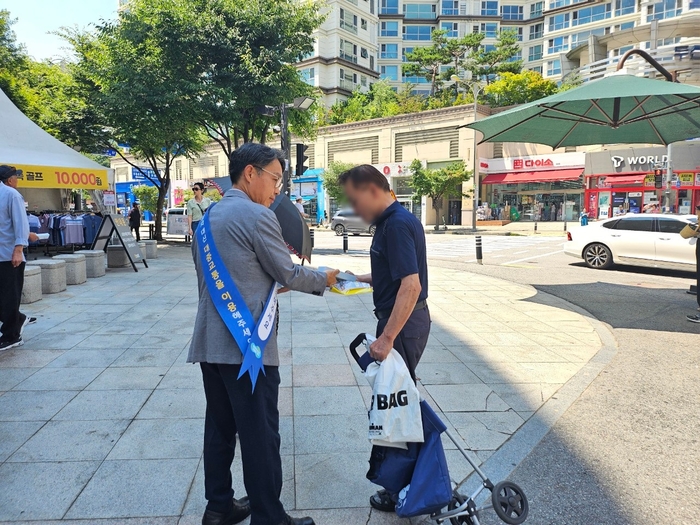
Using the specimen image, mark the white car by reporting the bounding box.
[565,213,697,271]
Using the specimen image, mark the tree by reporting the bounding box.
[403,30,451,97]
[131,186,160,216]
[63,2,206,240]
[180,187,223,205]
[409,159,471,230]
[484,70,558,107]
[321,161,355,203]
[559,71,584,92]
[322,80,422,125]
[0,10,30,112]
[470,29,522,83]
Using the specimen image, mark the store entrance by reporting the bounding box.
[447,199,462,225]
[518,193,582,221]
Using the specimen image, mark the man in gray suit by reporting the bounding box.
[188,143,338,525]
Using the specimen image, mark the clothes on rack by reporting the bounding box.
[32,212,101,248]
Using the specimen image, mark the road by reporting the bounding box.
[315,229,700,525]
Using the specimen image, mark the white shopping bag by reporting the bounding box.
[364,337,423,445]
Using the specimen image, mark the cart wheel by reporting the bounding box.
[492,481,528,524]
[448,491,474,525]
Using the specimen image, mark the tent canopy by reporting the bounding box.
[0,89,110,190]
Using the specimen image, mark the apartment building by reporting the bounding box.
[296,0,381,105]
[373,0,700,91]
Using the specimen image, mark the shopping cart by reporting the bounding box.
[350,334,529,525]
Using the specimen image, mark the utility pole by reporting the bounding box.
[280,103,291,197]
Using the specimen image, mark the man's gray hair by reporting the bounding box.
[229,143,285,184]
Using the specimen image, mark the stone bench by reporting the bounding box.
[138,242,147,261]
[53,254,87,285]
[141,239,158,259]
[26,259,66,294]
[20,265,42,304]
[76,250,106,278]
[107,245,130,268]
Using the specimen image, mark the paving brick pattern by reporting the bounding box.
[0,245,601,524]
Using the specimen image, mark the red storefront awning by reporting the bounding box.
[600,173,646,185]
[482,169,583,184]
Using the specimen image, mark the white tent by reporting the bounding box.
[0,88,111,193]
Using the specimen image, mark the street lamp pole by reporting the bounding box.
[470,82,483,232]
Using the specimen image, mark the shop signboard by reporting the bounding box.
[102,190,116,207]
[478,152,585,173]
[598,192,610,219]
[679,173,694,186]
[167,210,189,236]
[374,162,412,180]
[91,214,148,272]
[131,167,158,182]
[696,172,700,186]
[14,164,109,190]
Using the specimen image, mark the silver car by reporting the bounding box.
[331,209,376,236]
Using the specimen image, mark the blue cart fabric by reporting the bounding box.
[395,401,452,518]
[367,442,419,494]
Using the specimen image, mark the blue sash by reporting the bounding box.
[197,210,277,391]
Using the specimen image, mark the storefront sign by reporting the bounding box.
[14,164,109,190]
[479,152,585,173]
[610,154,668,171]
[131,167,159,182]
[679,173,694,186]
[103,190,116,207]
[376,163,410,179]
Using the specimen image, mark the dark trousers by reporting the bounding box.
[0,261,24,342]
[200,363,286,525]
[131,225,140,241]
[376,306,431,381]
[696,241,700,308]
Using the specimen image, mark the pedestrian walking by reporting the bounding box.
[337,164,430,513]
[294,197,308,218]
[187,182,212,236]
[187,143,339,525]
[128,202,141,241]
[0,165,36,351]
[580,208,589,226]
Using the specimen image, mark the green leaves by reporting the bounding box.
[484,71,558,107]
[409,159,471,227]
[321,161,355,203]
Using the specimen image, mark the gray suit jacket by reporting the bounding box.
[187,189,326,366]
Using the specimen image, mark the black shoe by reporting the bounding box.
[687,314,700,323]
[20,315,35,337]
[0,338,23,351]
[284,514,315,525]
[369,489,396,512]
[202,497,251,525]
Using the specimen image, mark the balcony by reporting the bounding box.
[340,20,358,34]
[339,78,356,91]
[340,51,358,63]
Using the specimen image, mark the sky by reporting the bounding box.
[4,0,118,61]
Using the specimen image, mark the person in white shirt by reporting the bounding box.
[294,197,308,218]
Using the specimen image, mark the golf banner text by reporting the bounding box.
[11,164,109,190]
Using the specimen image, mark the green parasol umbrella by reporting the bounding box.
[463,74,700,147]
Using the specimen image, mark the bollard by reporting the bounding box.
[343,231,348,253]
[475,235,483,265]
[310,228,315,249]
[534,221,538,233]
[563,220,567,232]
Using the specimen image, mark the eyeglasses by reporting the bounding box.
[192,187,201,192]
[254,166,284,190]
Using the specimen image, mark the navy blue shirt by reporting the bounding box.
[370,201,428,312]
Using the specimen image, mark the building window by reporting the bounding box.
[572,3,611,27]
[646,0,682,21]
[339,68,357,90]
[549,0,586,8]
[507,50,522,62]
[340,8,358,34]
[480,22,499,37]
[300,67,315,85]
[614,0,635,16]
[528,44,543,61]
[610,45,634,57]
[361,75,368,87]
[570,27,608,49]
[403,74,430,83]
[502,26,523,40]
[501,5,523,20]
[361,47,369,58]
[404,3,437,19]
[546,59,561,76]
[548,35,569,53]
[381,43,399,59]
[530,65,543,74]
[380,65,399,81]
[548,13,570,31]
[381,21,399,36]
[442,22,458,37]
[530,1,544,17]
[380,0,399,14]
[370,0,375,14]
[529,23,543,39]
[442,0,459,15]
[403,25,433,40]
[361,18,368,30]
[402,46,413,61]
[481,1,499,16]
[340,39,358,63]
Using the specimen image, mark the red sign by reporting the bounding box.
[513,158,554,170]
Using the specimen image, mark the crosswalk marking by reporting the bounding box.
[427,236,563,260]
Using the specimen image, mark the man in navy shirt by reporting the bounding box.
[339,164,430,512]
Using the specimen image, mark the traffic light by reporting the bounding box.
[654,168,664,189]
[295,143,309,177]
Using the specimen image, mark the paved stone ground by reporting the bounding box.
[0,244,602,524]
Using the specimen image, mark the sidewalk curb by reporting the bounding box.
[457,288,619,503]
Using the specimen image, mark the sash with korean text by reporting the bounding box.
[197,210,277,391]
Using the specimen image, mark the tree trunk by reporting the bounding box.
[432,195,443,231]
